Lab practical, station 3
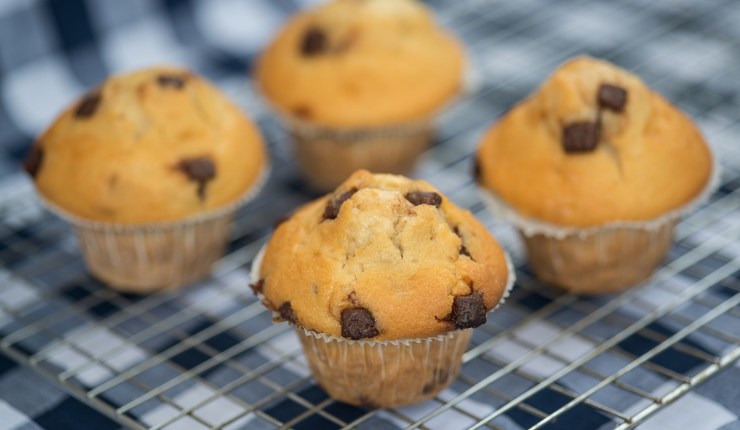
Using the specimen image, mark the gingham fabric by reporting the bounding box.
[0,0,739,429]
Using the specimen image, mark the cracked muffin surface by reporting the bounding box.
[476,56,712,227]
[256,170,509,340]
[256,0,465,128]
[26,66,267,224]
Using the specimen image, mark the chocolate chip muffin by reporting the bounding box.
[25,66,268,292]
[29,67,266,223]
[256,0,465,190]
[253,170,512,406]
[476,57,713,293]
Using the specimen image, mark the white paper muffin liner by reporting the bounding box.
[38,165,270,292]
[249,239,515,407]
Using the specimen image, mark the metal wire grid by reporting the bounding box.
[0,0,739,429]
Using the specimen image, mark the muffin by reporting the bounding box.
[251,170,512,407]
[476,57,713,294]
[256,0,465,190]
[24,66,268,293]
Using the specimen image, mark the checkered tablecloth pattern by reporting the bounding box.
[0,0,739,429]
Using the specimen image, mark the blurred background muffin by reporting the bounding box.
[257,0,465,190]
[25,66,268,292]
[477,57,713,294]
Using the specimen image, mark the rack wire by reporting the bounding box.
[1,0,739,429]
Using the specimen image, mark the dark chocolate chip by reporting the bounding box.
[177,156,216,200]
[292,105,312,119]
[472,155,482,183]
[563,121,601,153]
[279,302,297,324]
[322,188,358,221]
[301,26,327,56]
[341,307,379,340]
[405,192,442,208]
[249,279,264,296]
[178,157,215,181]
[75,92,102,118]
[157,74,186,89]
[23,145,43,178]
[452,291,487,329]
[598,84,628,112]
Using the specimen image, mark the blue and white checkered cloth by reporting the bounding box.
[0,0,739,429]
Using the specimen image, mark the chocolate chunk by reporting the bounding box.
[279,302,297,324]
[177,156,216,200]
[157,74,186,89]
[598,84,628,112]
[563,121,601,153]
[472,155,482,183]
[75,92,102,118]
[341,307,379,340]
[249,279,264,296]
[23,145,43,178]
[322,188,358,221]
[405,192,442,208]
[178,157,215,181]
[452,291,487,329]
[292,105,312,119]
[301,26,327,56]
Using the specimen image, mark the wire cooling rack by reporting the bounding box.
[1,0,739,429]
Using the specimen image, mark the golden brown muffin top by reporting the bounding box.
[255,170,510,341]
[25,66,267,224]
[477,57,712,227]
[256,0,465,128]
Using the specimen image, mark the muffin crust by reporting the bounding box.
[256,0,465,128]
[27,66,267,224]
[257,171,509,340]
[477,57,712,227]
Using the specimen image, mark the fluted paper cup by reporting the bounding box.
[40,166,270,293]
[478,160,718,294]
[285,118,435,192]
